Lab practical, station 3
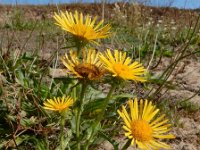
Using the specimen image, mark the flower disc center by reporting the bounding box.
[73,24,96,37]
[74,63,101,80]
[113,63,132,78]
[131,120,153,142]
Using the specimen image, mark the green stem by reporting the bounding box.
[101,85,116,113]
[76,80,87,150]
[75,38,84,57]
[84,85,116,150]
[77,44,82,57]
[60,115,65,150]
[121,139,132,150]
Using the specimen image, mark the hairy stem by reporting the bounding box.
[84,84,116,150]
[76,80,87,150]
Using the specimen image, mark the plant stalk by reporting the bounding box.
[84,84,116,150]
[60,115,65,150]
[121,139,132,150]
[76,80,87,150]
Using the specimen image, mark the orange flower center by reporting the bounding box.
[74,63,102,80]
[73,24,96,39]
[131,120,153,142]
[113,63,132,78]
[55,104,68,112]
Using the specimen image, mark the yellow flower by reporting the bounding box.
[43,96,73,113]
[61,49,104,80]
[99,49,146,82]
[53,10,111,44]
[118,98,175,150]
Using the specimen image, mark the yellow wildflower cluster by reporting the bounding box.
[42,10,175,150]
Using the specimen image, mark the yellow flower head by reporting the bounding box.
[43,96,74,113]
[61,49,104,80]
[99,49,146,82]
[118,98,175,149]
[53,10,111,44]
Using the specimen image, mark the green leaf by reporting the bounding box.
[112,93,134,100]
[20,116,37,127]
[83,98,106,117]
[56,130,72,150]
[99,131,119,150]
[30,137,49,150]
[15,70,25,86]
